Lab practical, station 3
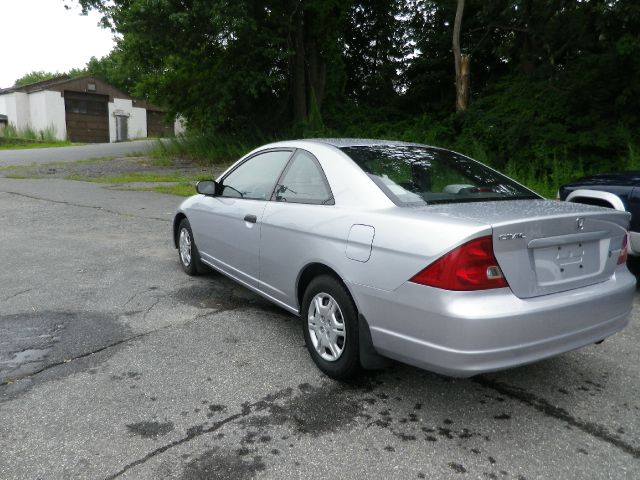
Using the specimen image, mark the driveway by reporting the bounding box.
[0,177,638,479]
[0,139,161,167]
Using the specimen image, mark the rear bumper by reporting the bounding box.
[351,269,636,377]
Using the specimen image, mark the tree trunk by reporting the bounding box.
[518,0,536,74]
[457,53,470,111]
[307,39,326,112]
[452,0,469,112]
[292,4,307,123]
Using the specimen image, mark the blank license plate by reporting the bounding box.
[533,240,600,285]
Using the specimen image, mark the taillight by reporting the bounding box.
[410,235,509,291]
[618,233,628,265]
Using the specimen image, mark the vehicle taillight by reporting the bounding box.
[618,233,628,265]
[410,235,509,291]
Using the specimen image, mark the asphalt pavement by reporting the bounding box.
[0,139,162,167]
[0,176,638,479]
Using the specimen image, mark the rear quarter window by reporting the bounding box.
[341,145,540,206]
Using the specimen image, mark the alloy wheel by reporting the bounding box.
[307,292,346,361]
[179,228,192,267]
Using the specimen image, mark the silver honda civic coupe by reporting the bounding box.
[173,139,635,380]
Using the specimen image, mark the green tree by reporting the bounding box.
[14,68,87,87]
[71,0,640,185]
[14,70,58,87]
[74,0,352,132]
[85,49,140,95]
[14,71,63,87]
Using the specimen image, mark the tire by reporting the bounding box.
[301,275,360,380]
[177,218,202,276]
[626,254,640,276]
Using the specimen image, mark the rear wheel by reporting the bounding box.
[626,254,640,275]
[301,275,360,380]
[178,218,202,276]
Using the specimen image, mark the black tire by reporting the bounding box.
[627,254,640,277]
[177,218,202,276]
[301,275,360,380]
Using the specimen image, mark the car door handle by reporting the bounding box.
[244,214,257,224]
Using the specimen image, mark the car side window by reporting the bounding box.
[274,150,333,204]
[221,150,292,200]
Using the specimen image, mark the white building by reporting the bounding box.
[0,76,184,143]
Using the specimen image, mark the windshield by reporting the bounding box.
[341,145,540,206]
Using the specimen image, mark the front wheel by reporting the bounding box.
[301,275,360,380]
[177,218,202,276]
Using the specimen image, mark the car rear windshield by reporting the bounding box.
[341,145,540,206]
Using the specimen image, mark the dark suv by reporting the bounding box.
[559,172,640,257]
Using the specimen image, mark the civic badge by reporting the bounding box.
[576,217,585,230]
[498,232,526,240]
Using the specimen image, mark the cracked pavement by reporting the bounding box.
[0,176,639,479]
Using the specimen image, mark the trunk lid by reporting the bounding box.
[412,200,630,298]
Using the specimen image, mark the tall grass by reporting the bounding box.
[149,119,450,165]
[150,126,640,199]
[151,133,263,165]
[626,143,640,170]
[0,124,62,143]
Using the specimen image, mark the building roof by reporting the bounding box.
[0,76,165,112]
[0,75,75,95]
[0,76,135,100]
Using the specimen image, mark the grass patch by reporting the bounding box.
[43,156,114,167]
[4,173,44,179]
[0,155,210,199]
[0,141,74,150]
[64,171,209,184]
[0,164,25,172]
[0,157,118,180]
[64,170,211,197]
[148,156,173,167]
[0,157,115,171]
[135,183,200,196]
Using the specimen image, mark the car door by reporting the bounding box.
[194,149,293,288]
[260,149,336,307]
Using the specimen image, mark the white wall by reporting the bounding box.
[13,92,30,129]
[0,92,28,129]
[0,91,66,139]
[130,105,147,139]
[174,116,186,135]
[0,95,13,122]
[28,91,66,140]
[108,98,148,142]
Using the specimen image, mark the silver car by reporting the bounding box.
[173,139,635,380]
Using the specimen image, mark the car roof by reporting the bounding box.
[252,139,467,167]
[304,138,425,148]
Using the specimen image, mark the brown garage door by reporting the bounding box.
[146,110,174,138]
[64,91,109,143]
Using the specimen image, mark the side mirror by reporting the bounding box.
[196,180,221,196]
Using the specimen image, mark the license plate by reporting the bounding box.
[533,240,600,285]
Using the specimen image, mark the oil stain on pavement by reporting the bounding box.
[0,310,131,390]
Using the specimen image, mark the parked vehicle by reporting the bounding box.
[559,172,640,257]
[174,140,635,380]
